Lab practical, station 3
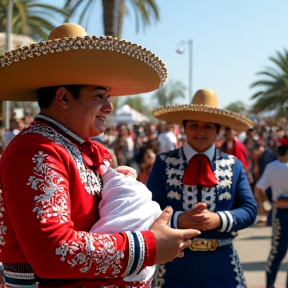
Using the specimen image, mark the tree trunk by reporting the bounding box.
[102,0,117,36]
[117,0,125,38]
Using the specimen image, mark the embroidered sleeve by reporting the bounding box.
[220,159,257,232]
[1,138,156,279]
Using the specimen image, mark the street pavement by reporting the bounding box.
[234,224,288,288]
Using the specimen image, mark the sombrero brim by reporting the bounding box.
[0,36,167,101]
[153,104,253,131]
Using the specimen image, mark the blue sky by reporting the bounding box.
[44,0,288,109]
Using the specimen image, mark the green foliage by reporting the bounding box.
[151,80,186,107]
[250,49,288,114]
[225,100,248,115]
[63,0,159,37]
[0,0,67,40]
[122,95,148,114]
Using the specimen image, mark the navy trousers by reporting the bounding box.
[153,244,246,288]
[266,207,288,288]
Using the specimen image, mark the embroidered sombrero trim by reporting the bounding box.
[0,35,167,85]
[153,104,253,127]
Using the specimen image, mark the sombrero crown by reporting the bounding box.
[153,89,253,131]
[0,23,167,101]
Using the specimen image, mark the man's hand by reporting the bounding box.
[189,209,221,231]
[178,202,221,231]
[150,206,201,264]
[177,202,207,229]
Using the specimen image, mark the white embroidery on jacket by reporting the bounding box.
[23,124,102,196]
[164,150,235,210]
[27,151,70,223]
[215,152,235,191]
[55,231,124,275]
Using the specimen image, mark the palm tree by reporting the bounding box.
[0,0,67,40]
[63,0,160,38]
[225,100,248,116]
[151,80,186,107]
[250,49,288,114]
[123,95,148,114]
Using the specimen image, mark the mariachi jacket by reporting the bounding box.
[0,115,156,288]
[147,146,257,239]
[146,146,257,287]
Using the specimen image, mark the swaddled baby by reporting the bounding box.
[90,168,162,283]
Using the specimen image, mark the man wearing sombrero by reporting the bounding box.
[0,23,200,287]
[147,89,257,288]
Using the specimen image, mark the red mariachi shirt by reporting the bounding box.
[0,115,156,287]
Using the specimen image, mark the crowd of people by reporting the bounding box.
[91,116,283,197]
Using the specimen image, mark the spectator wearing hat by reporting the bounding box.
[255,136,288,288]
[147,89,257,288]
[0,23,200,288]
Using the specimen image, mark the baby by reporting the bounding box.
[90,168,162,282]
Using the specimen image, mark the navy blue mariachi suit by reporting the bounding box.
[147,144,257,288]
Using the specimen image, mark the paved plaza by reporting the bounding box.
[235,225,288,288]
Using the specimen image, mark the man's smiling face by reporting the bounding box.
[184,120,218,152]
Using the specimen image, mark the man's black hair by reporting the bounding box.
[277,145,288,157]
[37,85,84,109]
[182,120,220,134]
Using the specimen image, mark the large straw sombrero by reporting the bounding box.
[153,89,253,131]
[0,23,167,101]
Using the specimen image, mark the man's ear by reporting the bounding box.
[55,87,69,109]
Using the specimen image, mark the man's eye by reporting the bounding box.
[94,94,104,98]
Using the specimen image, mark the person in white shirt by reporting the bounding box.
[91,168,162,283]
[3,118,20,148]
[157,123,177,154]
[255,136,288,288]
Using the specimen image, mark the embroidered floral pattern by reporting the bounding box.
[163,150,185,203]
[219,192,232,201]
[230,245,246,286]
[55,231,123,275]
[152,264,166,288]
[164,149,235,212]
[0,187,7,246]
[167,191,181,200]
[266,207,280,274]
[215,152,235,191]
[23,123,102,196]
[27,151,69,223]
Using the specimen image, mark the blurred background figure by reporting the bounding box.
[243,128,261,191]
[113,123,134,166]
[157,122,177,154]
[220,127,249,171]
[134,146,156,184]
[22,109,35,128]
[3,118,21,148]
[102,125,117,149]
[144,123,160,155]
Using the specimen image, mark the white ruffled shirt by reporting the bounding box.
[90,168,162,282]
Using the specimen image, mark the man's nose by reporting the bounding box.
[195,126,205,133]
[102,98,113,114]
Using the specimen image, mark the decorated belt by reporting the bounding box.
[274,199,288,209]
[2,263,152,288]
[188,238,233,251]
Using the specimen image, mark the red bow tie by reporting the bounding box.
[183,154,218,187]
[80,140,101,169]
